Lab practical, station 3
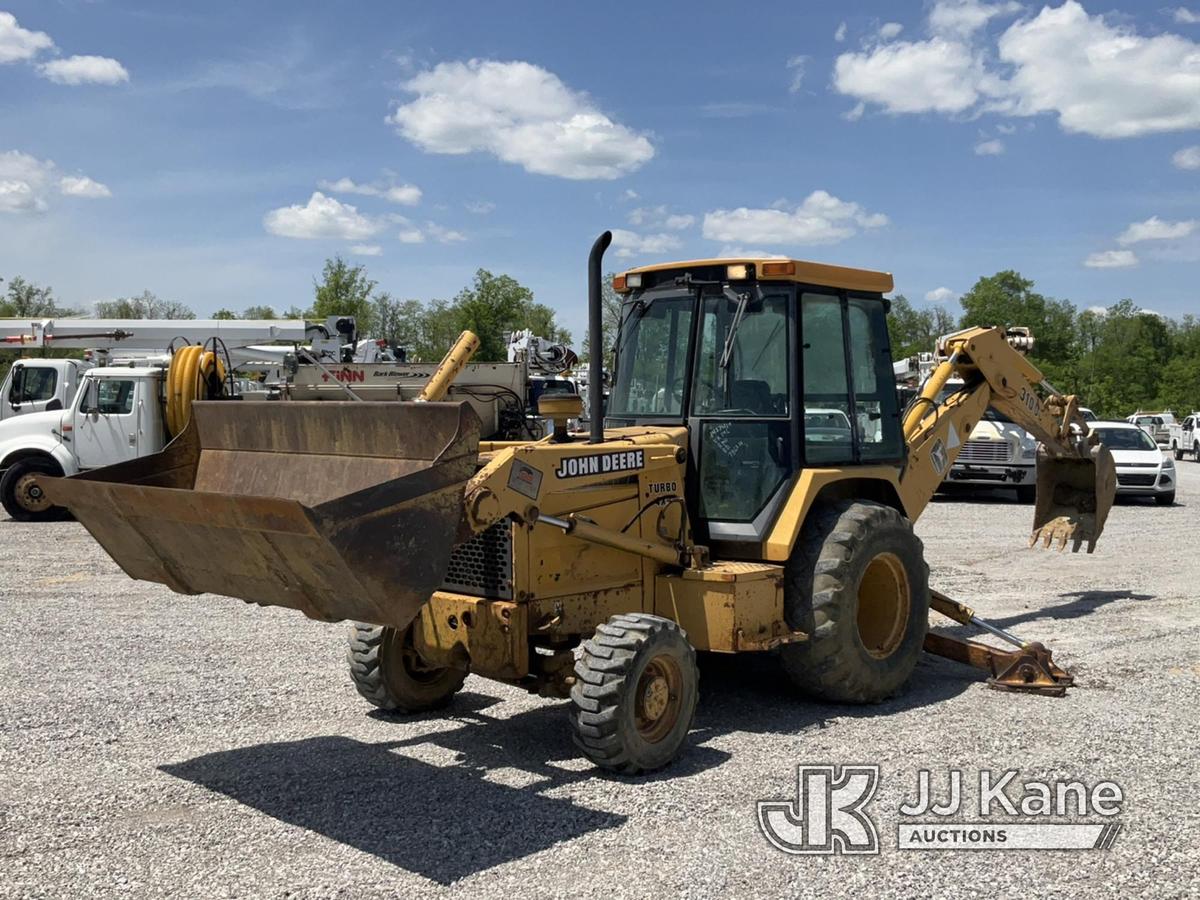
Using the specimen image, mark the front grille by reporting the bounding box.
[441,520,514,599]
[1117,473,1157,487]
[957,440,1012,464]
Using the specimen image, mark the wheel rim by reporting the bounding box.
[634,655,683,743]
[857,552,911,659]
[14,472,51,513]
[386,627,445,687]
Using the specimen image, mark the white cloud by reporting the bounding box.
[715,246,789,259]
[835,22,848,43]
[0,150,109,213]
[1117,216,1196,245]
[974,138,1004,155]
[464,200,495,214]
[0,11,53,64]
[1174,8,1200,25]
[843,102,866,122]
[995,122,1017,134]
[1086,305,1108,316]
[425,222,466,244]
[58,175,112,198]
[397,225,425,244]
[350,244,382,256]
[318,177,422,206]
[925,286,959,303]
[879,23,904,41]
[262,192,383,240]
[621,188,639,201]
[929,0,1022,38]
[389,59,655,180]
[702,190,888,247]
[834,37,998,115]
[1083,249,1138,268]
[38,55,129,85]
[787,55,807,93]
[836,1,1200,140]
[1172,145,1200,170]
[628,205,696,231]
[997,2,1200,138]
[609,229,684,259]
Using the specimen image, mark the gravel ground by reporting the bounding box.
[2,462,1198,898]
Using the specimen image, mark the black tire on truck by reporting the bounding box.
[346,622,467,713]
[1015,484,1037,504]
[570,613,699,775]
[781,500,930,703]
[0,457,67,522]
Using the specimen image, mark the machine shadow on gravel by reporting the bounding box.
[159,693,728,884]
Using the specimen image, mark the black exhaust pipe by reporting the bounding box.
[588,230,612,444]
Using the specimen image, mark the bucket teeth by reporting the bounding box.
[1029,443,1117,553]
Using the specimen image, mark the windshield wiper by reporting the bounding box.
[719,287,750,370]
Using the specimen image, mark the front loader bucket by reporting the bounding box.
[41,401,481,630]
[1030,443,1117,553]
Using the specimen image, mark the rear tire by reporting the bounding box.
[570,613,699,775]
[0,458,66,522]
[347,622,466,713]
[1174,444,1184,461]
[781,500,930,703]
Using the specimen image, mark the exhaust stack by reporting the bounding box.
[588,231,612,444]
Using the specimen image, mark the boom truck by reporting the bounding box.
[41,234,1116,774]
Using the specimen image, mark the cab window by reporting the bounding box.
[10,367,57,404]
[96,379,135,415]
[607,295,693,417]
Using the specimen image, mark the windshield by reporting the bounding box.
[607,294,694,417]
[692,290,789,416]
[1093,427,1159,451]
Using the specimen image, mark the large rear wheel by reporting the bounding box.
[346,622,467,713]
[0,458,67,522]
[781,500,930,703]
[570,613,699,775]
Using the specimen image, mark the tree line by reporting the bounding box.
[888,270,1200,418]
[0,257,572,367]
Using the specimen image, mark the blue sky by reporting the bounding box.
[1,0,1198,343]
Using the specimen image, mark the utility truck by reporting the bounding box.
[1167,413,1200,461]
[43,235,1116,775]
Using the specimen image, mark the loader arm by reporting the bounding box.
[897,327,1116,552]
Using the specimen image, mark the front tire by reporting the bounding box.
[570,613,699,775]
[781,500,930,703]
[1015,484,1037,504]
[346,622,466,713]
[1156,491,1176,506]
[0,458,66,522]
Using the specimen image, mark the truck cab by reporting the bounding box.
[1168,414,1200,461]
[0,366,166,520]
[1,359,91,421]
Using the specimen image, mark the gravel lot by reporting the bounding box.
[2,461,1198,898]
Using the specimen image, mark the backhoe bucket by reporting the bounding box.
[1030,443,1117,552]
[41,401,482,629]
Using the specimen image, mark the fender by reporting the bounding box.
[0,410,79,476]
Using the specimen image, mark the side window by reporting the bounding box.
[801,293,853,464]
[96,379,135,415]
[847,298,903,461]
[14,367,57,403]
[691,292,789,416]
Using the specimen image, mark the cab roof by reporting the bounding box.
[615,258,893,295]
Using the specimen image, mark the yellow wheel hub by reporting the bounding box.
[634,656,683,743]
[857,551,911,659]
[15,473,51,513]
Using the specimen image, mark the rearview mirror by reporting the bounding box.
[8,363,25,407]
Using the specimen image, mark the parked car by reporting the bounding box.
[1089,421,1175,505]
[1166,413,1200,462]
[1126,412,1176,447]
[1079,407,1097,422]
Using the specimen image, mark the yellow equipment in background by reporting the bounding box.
[43,233,1117,775]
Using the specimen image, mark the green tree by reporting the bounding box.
[95,290,195,319]
[450,269,535,361]
[311,256,377,335]
[212,308,238,320]
[885,295,955,359]
[581,271,623,369]
[242,305,278,320]
[414,298,462,362]
[0,276,73,317]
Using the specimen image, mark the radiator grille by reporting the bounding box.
[441,520,513,599]
[1117,473,1157,487]
[957,439,1012,464]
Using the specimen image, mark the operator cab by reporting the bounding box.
[606,259,902,556]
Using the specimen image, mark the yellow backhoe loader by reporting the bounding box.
[42,233,1116,774]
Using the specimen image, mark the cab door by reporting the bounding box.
[75,377,141,469]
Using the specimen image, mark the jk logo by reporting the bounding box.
[758,765,881,855]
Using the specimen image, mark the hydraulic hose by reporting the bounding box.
[165,345,226,438]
